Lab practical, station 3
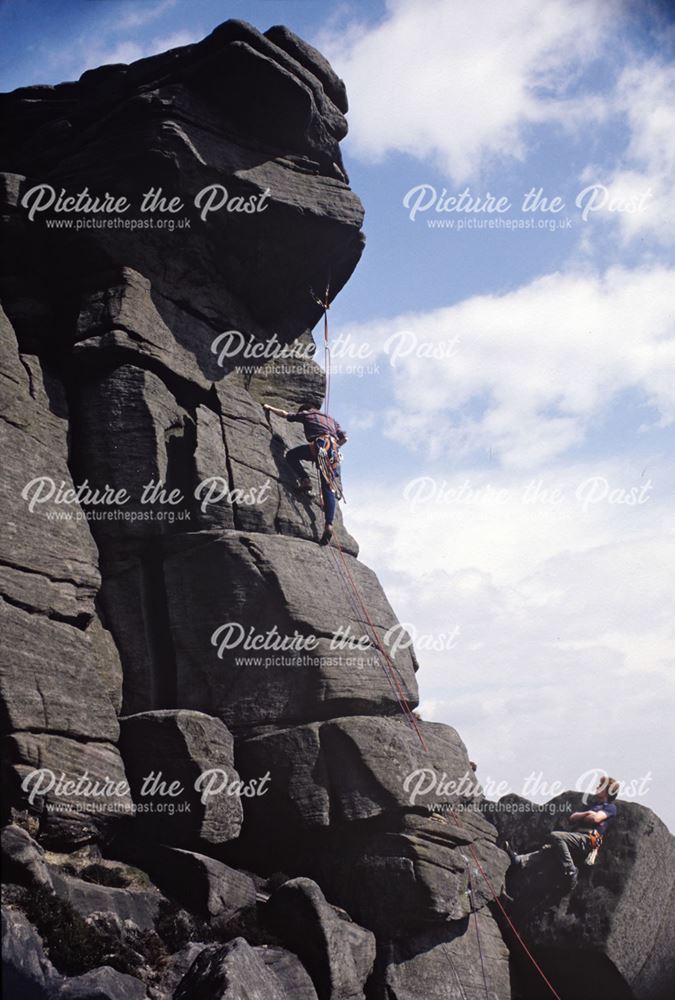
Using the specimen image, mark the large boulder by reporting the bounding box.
[1,905,57,999]
[174,936,310,1000]
[162,533,417,732]
[49,869,162,932]
[235,717,507,936]
[119,710,243,847]
[487,793,675,999]
[0,304,101,623]
[235,716,477,839]
[1,824,53,889]
[2,732,134,848]
[0,22,365,344]
[135,846,256,921]
[266,877,375,1000]
[1,599,122,738]
[373,913,511,1000]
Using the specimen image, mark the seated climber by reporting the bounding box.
[263,401,347,546]
[504,775,619,891]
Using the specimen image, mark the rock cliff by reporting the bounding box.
[1,19,672,1000]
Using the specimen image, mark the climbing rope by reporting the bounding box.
[310,280,332,414]
[467,866,490,1000]
[305,281,564,1000]
[330,539,428,751]
[440,944,471,1000]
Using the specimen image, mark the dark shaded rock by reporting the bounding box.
[1,21,365,342]
[1,824,53,889]
[138,846,256,921]
[266,877,375,1000]
[174,935,287,999]
[57,966,149,999]
[0,305,101,622]
[487,793,675,999]
[119,710,242,847]
[74,363,192,541]
[162,533,415,732]
[49,869,161,931]
[1,599,122,738]
[235,717,507,936]
[374,912,511,1000]
[74,268,225,392]
[313,810,506,938]
[264,26,348,113]
[236,717,471,837]
[2,732,134,848]
[151,941,204,998]
[1,905,56,999]
[258,946,319,1000]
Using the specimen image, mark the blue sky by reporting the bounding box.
[2,0,674,827]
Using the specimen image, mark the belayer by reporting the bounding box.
[263,402,347,546]
[504,774,619,890]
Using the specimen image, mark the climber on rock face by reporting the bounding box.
[263,401,347,546]
[504,775,620,891]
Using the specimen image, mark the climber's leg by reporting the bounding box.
[548,830,588,887]
[548,830,587,871]
[320,477,336,545]
[287,444,313,491]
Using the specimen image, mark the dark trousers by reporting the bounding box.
[519,830,591,874]
[286,444,337,526]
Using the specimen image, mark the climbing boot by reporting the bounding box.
[563,866,579,891]
[294,478,312,495]
[504,841,524,868]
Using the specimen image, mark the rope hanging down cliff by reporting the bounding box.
[311,296,564,1000]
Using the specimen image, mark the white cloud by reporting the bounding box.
[337,265,675,467]
[319,0,609,180]
[345,456,675,826]
[116,0,177,31]
[580,60,675,245]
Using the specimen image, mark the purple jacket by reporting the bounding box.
[287,409,347,444]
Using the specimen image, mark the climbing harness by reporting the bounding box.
[583,829,603,866]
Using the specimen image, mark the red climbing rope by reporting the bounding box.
[331,539,428,751]
[466,840,563,1000]
[310,281,563,1000]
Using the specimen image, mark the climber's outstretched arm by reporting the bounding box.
[263,403,289,418]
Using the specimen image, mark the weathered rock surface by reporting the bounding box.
[1,906,149,999]
[374,912,511,1000]
[1,16,669,1000]
[0,305,101,623]
[1,824,53,889]
[1,906,59,999]
[2,732,134,847]
[135,846,256,921]
[266,877,375,1000]
[487,793,675,999]
[162,532,415,732]
[119,710,243,847]
[1,599,122,738]
[174,936,310,1000]
[49,869,162,931]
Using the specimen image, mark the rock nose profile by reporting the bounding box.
[1,19,673,1000]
